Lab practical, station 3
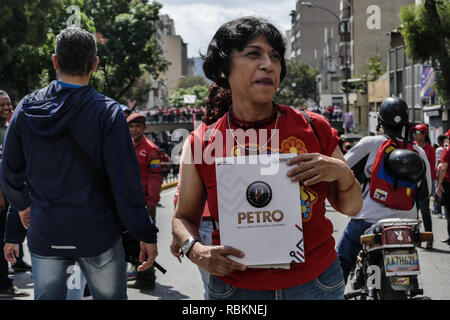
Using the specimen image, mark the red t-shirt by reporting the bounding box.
[441,147,450,182]
[188,105,339,290]
[133,136,163,207]
[419,142,436,180]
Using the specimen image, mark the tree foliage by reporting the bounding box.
[84,0,169,101]
[363,54,386,82]
[0,0,60,102]
[177,75,208,89]
[400,0,450,104]
[169,85,208,108]
[0,0,168,104]
[274,61,319,106]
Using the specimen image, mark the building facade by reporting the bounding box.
[163,35,188,97]
[145,14,176,110]
[388,29,444,144]
[339,0,415,134]
[145,14,190,109]
[290,0,345,110]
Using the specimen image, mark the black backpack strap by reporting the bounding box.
[300,110,322,153]
[64,130,120,222]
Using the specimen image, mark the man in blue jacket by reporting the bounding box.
[1,27,158,300]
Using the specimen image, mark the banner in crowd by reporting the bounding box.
[183,95,197,104]
[343,112,354,129]
[421,65,437,98]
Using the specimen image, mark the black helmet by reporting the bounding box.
[385,149,425,183]
[378,97,409,126]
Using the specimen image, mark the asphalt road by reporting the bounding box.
[3,187,450,300]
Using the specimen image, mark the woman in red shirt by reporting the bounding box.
[171,17,362,300]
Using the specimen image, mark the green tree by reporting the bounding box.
[364,54,386,82]
[0,0,63,101]
[83,0,169,101]
[177,75,208,89]
[275,61,319,106]
[400,0,450,104]
[0,0,168,105]
[169,85,208,108]
[126,71,153,109]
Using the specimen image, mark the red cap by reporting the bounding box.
[445,129,450,137]
[126,112,146,124]
[413,123,428,135]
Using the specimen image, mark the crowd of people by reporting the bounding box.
[303,105,344,122]
[143,106,206,124]
[0,17,448,301]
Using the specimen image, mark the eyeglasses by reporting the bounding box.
[413,130,424,135]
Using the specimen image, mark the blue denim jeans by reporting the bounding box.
[198,219,214,299]
[336,219,373,283]
[208,258,345,300]
[30,238,127,300]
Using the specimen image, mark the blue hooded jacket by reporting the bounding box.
[1,81,158,257]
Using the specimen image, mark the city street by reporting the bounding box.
[2,185,450,300]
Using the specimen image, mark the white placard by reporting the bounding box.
[215,154,304,267]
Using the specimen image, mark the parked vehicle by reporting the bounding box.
[345,218,433,300]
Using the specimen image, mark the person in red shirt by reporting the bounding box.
[436,139,450,245]
[413,124,435,247]
[126,112,162,289]
[171,17,362,300]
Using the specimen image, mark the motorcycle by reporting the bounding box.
[344,218,433,300]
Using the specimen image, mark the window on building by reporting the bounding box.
[389,50,396,71]
[396,71,403,97]
[405,66,411,87]
[297,48,301,56]
[415,65,422,84]
[397,47,404,69]
[390,73,395,96]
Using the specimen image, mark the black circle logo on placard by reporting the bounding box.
[246,181,272,208]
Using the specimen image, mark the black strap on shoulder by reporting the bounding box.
[300,110,321,153]
[64,130,120,222]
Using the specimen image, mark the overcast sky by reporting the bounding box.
[158,0,297,58]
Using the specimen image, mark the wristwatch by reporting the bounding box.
[181,237,200,259]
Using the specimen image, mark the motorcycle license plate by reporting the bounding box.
[384,252,420,276]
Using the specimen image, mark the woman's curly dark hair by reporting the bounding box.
[202,82,232,125]
[202,16,287,89]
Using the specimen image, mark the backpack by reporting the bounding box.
[369,137,423,210]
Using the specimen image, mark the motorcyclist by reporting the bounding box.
[336,97,432,282]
